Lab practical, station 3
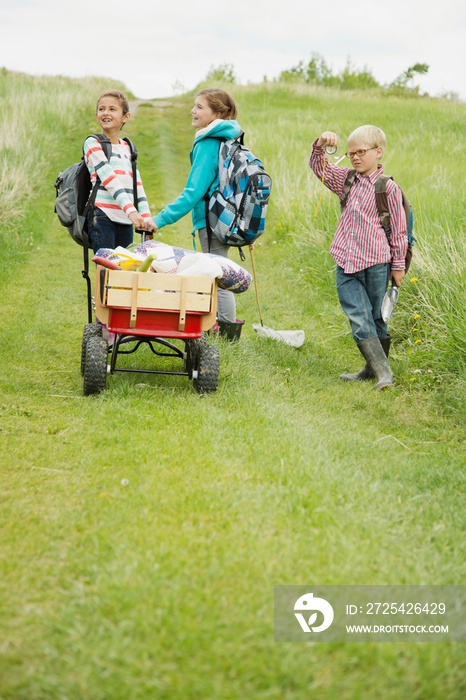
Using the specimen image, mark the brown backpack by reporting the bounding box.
[340,170,415,272]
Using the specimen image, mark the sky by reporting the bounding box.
[0,0,465,101]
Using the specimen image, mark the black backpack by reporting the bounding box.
[54,133,138,246]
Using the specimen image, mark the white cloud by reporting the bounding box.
[0,0,464,99]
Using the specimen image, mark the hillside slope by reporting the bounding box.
[0,75,465,700]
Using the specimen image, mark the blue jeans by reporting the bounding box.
[336,263,390,344]
[87,207,133,254]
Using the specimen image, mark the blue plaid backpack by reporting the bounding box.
[205,132,272,255]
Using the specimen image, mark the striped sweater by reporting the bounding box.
[309,141,407,273]
[84,136,152,224]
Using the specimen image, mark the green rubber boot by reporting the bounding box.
[340,335,391,382]
[358,336,395,390]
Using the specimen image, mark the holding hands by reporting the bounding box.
[129,211,158,236]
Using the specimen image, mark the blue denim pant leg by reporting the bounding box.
[87,208,134,254]
[336,263,390,344]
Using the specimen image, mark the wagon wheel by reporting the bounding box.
[192,344,220,394]
[185,337,207,378]
[81,323,102,376]
[83,337,108,396]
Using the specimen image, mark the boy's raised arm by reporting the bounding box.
[309,131,348,196]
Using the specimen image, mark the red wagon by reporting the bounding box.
[81,265,220,395]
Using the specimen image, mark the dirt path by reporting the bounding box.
[128,98,176,119]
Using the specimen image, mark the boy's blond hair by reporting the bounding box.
[348,125,386,154]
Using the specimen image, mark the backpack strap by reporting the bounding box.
[122,137,139,211]
[122,136,138,161]
[374,174,393,239]
[86,133,112,161]
[340,169,357,211]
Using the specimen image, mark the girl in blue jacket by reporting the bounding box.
[153,88,242,324]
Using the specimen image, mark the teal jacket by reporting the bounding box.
[153,119,242,232]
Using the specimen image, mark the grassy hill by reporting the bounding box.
[0,72,465,699]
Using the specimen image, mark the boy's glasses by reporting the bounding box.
[345,147,377,159]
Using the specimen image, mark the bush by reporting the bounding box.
[204,62,236,84]
[388,63,430,94]
[279,54,429,95]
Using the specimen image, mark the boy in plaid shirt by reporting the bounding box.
[309,125,408,389]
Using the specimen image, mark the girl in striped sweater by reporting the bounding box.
[84,90,156,253]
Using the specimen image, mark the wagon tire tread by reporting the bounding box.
[193,344,219,394]
[81,323,102,375]
[83,337,108,396]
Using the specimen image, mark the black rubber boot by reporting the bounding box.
[218,319,244,342]
[358,336,395,389]
[340,335,391,382]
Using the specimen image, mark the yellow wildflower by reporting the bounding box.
[413,314,420,319]
[411,277,418,282]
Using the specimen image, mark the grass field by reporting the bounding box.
[1,74,465,699]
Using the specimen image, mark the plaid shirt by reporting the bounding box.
[309,141,407,273]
